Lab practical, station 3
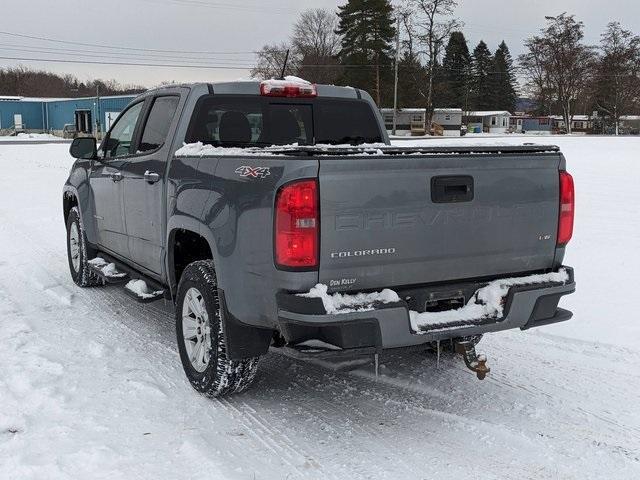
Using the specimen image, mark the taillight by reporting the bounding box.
[557,171,574,246]
[275,179,319,269]
[260,79,317,98]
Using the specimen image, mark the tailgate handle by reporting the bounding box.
[431,175,474,203]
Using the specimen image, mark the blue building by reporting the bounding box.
[0,94,137,136]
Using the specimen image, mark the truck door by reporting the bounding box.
[121,94,181,275]
[90,101,144,259]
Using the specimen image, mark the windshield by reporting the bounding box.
[185,96,383,147]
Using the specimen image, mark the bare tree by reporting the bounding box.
[251,9,342,83]
[593,22,640,135]
[291,8,342,84]
[520,14,595,133]
[250,42,296,80]
[518,37,553,115]
[405,0,460,131]
[396,10,428,105]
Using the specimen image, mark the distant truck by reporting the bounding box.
[63,78,576,397]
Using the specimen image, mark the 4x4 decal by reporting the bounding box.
[235,166,271,179]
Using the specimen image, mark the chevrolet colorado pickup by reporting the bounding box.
[64,78,576,396]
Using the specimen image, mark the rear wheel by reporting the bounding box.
[176,260,260,397]
[66,207,101,287]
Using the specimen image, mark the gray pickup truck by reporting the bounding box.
[64,79,575,396]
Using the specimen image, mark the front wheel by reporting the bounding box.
[175,260,260,397]
[66,207,101,287]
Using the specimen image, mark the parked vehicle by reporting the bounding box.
[62,124,78,139]
[64,79,576,396]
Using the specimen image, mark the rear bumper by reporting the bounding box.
[277,267,575,350]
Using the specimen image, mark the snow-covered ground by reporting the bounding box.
[0,136,639,479]
[0,133,66,142]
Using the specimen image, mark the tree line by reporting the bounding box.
[251,0,518,128]
[0,66,145,98]
[520,14,640,134]
[252,1,640,134]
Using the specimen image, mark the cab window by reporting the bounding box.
[138,96,180,153]
[103,102,144,158]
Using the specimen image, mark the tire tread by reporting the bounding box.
[176,260,260,397]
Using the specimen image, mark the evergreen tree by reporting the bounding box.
[491,41,517,111]
[470,40,494,110]
[397,51,427,108]
[441,31,472,108]
[336,0,396,106]
[431,59,450,108]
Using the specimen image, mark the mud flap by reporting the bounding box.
[218,289,274,360]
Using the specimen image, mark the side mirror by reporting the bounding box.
[70,137,97,160]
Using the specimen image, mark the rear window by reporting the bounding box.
[185,96,382,147]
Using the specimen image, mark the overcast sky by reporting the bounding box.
[2,0,639,88]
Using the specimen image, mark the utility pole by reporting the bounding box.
[392,15,400,136]
[95,84,101,138]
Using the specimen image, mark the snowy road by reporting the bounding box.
[1,137,639,479]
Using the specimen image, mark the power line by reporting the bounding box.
[0,55,254,70]
[0,55,380,69]
[133,0,291,14]
[0,30,263,55]
[1,55,635,77]
[0,45,256,65]
[0,42,257,61]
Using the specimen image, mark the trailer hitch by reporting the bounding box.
[454,338,490,380]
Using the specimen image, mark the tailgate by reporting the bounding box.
[318,152,561,291]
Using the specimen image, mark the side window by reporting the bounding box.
[139,96,180,153]
[104,102,144,158]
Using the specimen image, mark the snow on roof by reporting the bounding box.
[0,94,137,103]
[379,108,462,114]
[464,110,512,117]
[550,115,591,121]
[510,115,553,119]
[434,108,463,113]
[620,115,640,120]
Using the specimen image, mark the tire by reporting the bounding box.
[66,206,101,287]
[175,260,260,397]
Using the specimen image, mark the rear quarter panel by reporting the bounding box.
[168,149,319,328]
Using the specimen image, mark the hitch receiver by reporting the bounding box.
[454,338,490,380]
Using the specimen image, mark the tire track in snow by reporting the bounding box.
[3,215,338,479]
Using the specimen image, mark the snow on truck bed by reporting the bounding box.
[175,141,388,157]
[1,137,640,480]
[174,140,558,157]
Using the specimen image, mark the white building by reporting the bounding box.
[381,108,463,136]
[463,111,512,134]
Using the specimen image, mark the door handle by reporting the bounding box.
[431,175,474,203]
[111,172,123,182]
[144,170,161,184]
